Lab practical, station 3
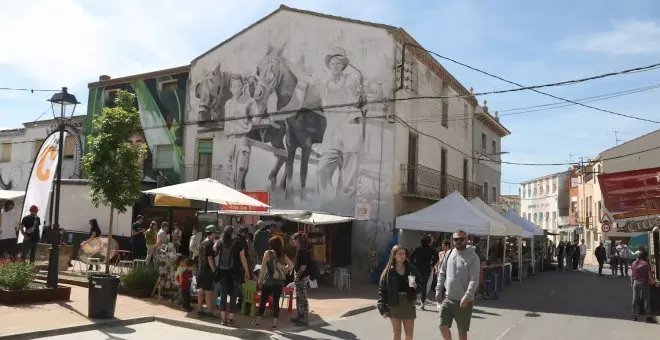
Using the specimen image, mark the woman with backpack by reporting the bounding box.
[256,236,294,329]
[214,226,249,326]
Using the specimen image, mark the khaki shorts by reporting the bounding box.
[439,298,474,333]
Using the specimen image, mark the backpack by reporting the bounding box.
[265,251,287,285]
[216,240,235,271]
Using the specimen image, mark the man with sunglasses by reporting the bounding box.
[436,230,480,340]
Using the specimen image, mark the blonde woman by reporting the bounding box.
[377,245,422,340]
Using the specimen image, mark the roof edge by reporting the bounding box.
[88,65,190,89]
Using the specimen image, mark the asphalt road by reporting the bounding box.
[271,266,659,340]
[41,322,244,340]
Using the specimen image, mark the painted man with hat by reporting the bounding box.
[20,205,41,262]
[317,46,363,200]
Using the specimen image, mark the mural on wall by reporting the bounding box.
[86,73,187,184]
[188,36,393,218]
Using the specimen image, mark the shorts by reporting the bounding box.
[389,292,416,320]
[440,298,474,333]
[196,272,214,291]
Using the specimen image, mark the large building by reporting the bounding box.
[83,5,509,279]
[519,170,571,242]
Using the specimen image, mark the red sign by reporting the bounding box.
[220,191,270,212]
[598,167,660,219]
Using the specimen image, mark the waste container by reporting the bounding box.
[88,273,121,319]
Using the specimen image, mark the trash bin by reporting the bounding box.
[88,273,121,319]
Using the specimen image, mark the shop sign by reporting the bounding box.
[355,203,370,220]
[220,191,270,212]
[620,216,660,232]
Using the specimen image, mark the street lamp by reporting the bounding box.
[46,86,79,288]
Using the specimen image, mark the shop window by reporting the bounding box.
[0,143,11,162]
[155,144,174,169]
[63,136,75,158]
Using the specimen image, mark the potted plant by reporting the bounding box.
[0,259,71,305]
[119,266,158,298]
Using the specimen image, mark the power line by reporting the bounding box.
[0,87,60,93]
[403,43,660,124]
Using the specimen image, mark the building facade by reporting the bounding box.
[519,170,571,242]
[181,5,494,277]
[0,115,86,191]
[86,66,190,186]
[499,194,520,214]
[472,105,510,205]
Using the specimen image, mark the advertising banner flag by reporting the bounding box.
[17,131,66,244]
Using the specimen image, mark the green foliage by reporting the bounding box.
[82,90,146,214]
[0,261,36,291]
[120,265,158,290]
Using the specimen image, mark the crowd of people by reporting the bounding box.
[378,231,480,340]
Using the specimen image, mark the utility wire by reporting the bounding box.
[0,87,60,93]
[403,43,660,124]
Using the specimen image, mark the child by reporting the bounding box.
[176,257,194,312]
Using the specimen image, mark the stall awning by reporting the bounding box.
[0,190,24,200]
[501,210,544,236]
[154,194,190,207]
[396,191,506,236]
[470,198,524,236]
[598,167,660,219]
[280,212,354,225]
[143,178,270,209]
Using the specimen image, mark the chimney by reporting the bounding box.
[99,75,111,81]
[483,100,488,113]
[494,111,499,122]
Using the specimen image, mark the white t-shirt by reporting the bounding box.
[0,209,16,241]
[579,243,586,256]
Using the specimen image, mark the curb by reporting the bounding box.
[35,274,89,288]
[0,316,154,340]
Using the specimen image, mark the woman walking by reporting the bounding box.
[377,245,422,340]
[631,250,656,322]
[256,236,294,329]
[82,219,102,271]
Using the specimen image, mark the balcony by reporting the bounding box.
[400,164,482,201]
[182,164,222,182]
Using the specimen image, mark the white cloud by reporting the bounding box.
[560,20,660,55]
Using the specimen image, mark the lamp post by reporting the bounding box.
[46,87,79,289]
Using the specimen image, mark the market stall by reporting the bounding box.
[396,191,508,297]
[502,210,545,274]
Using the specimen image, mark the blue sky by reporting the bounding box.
[1,0,659,195]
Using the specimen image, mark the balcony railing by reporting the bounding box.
[182,164,222,182]
[400,164,482,201]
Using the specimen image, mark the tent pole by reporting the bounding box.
[486,236,490,261]
[205,199,208,213]
[518,236,522,282]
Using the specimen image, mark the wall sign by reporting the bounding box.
[620,216,660,233]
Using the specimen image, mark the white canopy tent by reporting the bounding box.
[280,212,354,225]
[0,190,25,200]
[396,191,506,236]
[502,210,544,236]
[142,178,270,209]
[470,198,524,237]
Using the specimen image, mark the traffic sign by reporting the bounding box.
[601,224,611,232]
[600,212,612,225]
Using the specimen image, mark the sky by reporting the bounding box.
[1,0,659,195]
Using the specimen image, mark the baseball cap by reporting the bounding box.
[205,224,219,234]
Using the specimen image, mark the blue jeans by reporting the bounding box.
[218,274,238,313]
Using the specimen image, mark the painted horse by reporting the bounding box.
[255,44,327,199]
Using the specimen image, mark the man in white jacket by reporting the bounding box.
[578,239,587,270]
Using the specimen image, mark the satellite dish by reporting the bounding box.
[78,237,119,265]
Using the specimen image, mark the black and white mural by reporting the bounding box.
[186,12,395,225]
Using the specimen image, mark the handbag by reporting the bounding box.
[437,249,454,299]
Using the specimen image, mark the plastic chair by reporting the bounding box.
[280,286,294,314]
[240,280,258,317]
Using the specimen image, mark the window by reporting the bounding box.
[196,139,213,179]
[155,145,174,169]
[533,214,537,223]
[553,182,557,193]
[533,186,537,196]
[545,183,549,194]
[0,143,10,162]
[492,185,497,203]
[527,186,531,197]
[441,101,449,128]
[491,140,497,155]
[598,201,602,221]
[407,132,418,192]
[483,181,489,203]
[545,212,549,221]
[463,103,469,138]
[440,148,447,197]
[34,139,44,160]
[159,80,178,92]
[63,136,75,158]
[539,183,543,195]
[522,185,526,198]
[553,211,557,220]
[462,158,468,197]
[104,89,118,105]
[481,133,486,150]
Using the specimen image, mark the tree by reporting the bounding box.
[82,90,146,274]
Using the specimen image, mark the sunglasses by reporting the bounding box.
[453,237,466,242]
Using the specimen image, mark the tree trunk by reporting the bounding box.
[105,204,115,275]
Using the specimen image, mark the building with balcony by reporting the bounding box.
[499,194,521,214]
[87,66,190,186]
[472,104,510,205]
[0,115,86,191]
[519,170,571,242]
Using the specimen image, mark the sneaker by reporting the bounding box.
[632,315,638,321]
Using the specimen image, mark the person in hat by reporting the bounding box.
[20,205,41,262]
[197,224,219,318]
[317,46,363,198]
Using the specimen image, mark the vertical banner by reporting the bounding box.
[17,131,66,244]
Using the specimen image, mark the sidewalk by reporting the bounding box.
[0,283,377,338]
